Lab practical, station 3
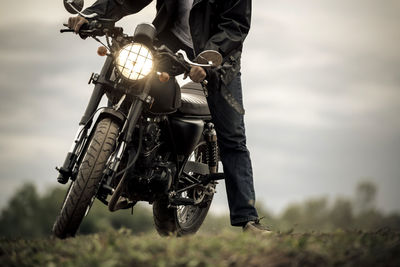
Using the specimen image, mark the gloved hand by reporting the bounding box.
[68,16,88,33]
[189,66,206,83]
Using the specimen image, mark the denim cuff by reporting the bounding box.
[231,216,259,227]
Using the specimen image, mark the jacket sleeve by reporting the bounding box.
[203,0,251,58]
[82,0,153,20]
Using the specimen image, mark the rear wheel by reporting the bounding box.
[52,118,119,238]
[153,141,216,236]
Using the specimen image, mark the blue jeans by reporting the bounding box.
[158,33,258,225]
[206,73,259,226]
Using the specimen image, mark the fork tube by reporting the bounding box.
[122,79,152,143]
[123,98,144,143]
[79,55,114,126]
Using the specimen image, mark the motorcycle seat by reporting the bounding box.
[179,82,210,116]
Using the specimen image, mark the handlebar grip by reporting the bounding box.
[60,29,75,33]
[60,22,90,34]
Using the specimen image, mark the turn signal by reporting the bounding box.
[158,72,170,83]
[97,46,108,57]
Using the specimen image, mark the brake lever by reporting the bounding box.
[66,1,98,19]
[176,50,214,69]
[156,48,211,86]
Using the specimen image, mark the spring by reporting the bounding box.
[204,123,218,174]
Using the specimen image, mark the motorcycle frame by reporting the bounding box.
[56,33,223,209]
[56,52,187,204]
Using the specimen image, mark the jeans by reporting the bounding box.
[206,73,259,226]
[159,33,258,225]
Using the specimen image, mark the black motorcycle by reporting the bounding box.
[53,0,225,238]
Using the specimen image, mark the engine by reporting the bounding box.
[141,121,162,166]
[126,119,176,201]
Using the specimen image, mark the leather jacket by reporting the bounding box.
[83,0,251,89]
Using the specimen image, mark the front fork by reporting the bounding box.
[56,125,88,184]
[105,81,154,210]
[106,78,152,176]
[57,75,153,210]
[56,55,113,184]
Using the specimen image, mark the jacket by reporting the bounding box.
[84,0,251,113]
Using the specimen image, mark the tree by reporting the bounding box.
[329,198,354,230]
[0,183,154,238]
[0,184,47,238]
[354,181,377,213]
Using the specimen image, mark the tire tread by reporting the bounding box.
[52,118,119,238]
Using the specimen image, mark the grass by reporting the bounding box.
[0,229,399,267]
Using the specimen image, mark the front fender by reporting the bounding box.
[97,107,125,127]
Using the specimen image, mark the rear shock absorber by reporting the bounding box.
[204,123,218,174]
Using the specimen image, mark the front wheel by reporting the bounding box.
[52,118,119,238]
[153,141,216,236]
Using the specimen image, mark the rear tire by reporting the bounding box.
[153,142,215,236]
[52,118,119,238]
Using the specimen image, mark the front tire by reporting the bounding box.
[153,142,215,236]
[52,118,119,238]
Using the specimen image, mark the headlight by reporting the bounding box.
[115,43,154,81]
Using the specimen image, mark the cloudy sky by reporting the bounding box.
[0,0,399,215]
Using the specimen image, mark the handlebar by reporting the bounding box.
[60,29,75,33]
[60,20,226,86]
[60,19,120,38]
[60,22,94,38]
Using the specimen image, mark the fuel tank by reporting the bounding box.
[147,76,181,114]
[169,117,204,156]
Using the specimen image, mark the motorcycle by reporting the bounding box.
[53,0,225,238]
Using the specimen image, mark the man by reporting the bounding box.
[69,0,269,233]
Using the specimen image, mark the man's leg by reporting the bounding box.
[206,73,259,226]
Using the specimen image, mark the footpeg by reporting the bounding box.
[201,173,224,185]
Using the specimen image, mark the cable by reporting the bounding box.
[115,121,144,177]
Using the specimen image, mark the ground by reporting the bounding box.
[1,229,399,267]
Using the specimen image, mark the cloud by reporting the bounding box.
[238,0,400,213]
[0,0,399,216]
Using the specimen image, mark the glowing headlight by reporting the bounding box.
[115,43,153,80]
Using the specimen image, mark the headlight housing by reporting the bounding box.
[115,43,154,81]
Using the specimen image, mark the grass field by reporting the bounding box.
[1,229,399,267]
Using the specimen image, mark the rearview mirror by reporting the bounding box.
[64,0,84,14]
[195,50,223,67]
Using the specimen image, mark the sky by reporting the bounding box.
[0,0,399,216]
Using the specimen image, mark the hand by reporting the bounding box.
[189,66,206,83]
[68,16,88,33]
